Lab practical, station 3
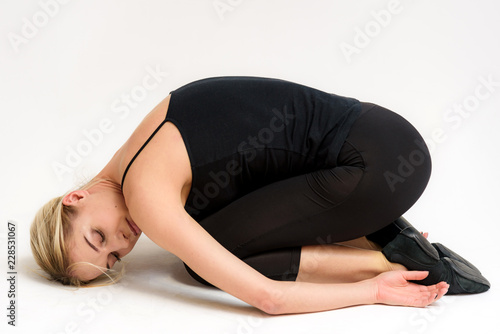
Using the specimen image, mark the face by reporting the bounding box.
[64,185,142,281]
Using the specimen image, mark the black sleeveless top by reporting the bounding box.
[122,77,361,221]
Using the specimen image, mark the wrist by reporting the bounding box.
[359,277,379,305]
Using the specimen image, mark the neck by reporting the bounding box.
[84,178,122,194]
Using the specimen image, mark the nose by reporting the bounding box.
[110,229,130,250]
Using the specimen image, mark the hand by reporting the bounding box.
[372,271,449,307]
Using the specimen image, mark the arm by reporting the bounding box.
[123,123,447,314]
[126,185,448,315]
[127,189,363,314]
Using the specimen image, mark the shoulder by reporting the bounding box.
[122,119,192,206]
[100,94,192,206]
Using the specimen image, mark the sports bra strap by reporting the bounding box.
[120,119,168,191]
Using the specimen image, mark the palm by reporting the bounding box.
[375,271,449,307]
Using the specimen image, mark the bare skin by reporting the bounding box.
[63,94,449,315]
[296,235,432,284]
[64,181,142,281]
[297,242,407,284]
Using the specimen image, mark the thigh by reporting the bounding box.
[340,102,432,230]
[194,103,431,258]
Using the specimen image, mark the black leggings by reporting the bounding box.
[184,102,432,285]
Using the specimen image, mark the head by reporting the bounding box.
[30,178,142,287]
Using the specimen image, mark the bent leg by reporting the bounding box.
[336,236,382,251]
[184,103,431,285]
[186,242,406,286]
[296,244,406,284]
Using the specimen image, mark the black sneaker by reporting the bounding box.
[382,225,490,294]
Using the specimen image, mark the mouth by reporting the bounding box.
[126,218,141,237]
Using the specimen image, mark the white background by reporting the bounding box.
[1,0,499,333]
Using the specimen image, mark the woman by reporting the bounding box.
[31,77,489,315]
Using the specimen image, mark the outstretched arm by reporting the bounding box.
[126,184,448,315]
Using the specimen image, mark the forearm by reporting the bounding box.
[262,279,377,315]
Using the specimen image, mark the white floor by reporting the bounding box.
[1,1,500,333]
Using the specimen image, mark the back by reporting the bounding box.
[166,77,361,220]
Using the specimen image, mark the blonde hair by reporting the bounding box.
[30,178,125,287]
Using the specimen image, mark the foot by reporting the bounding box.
[382,221,490,294]
[441,257,490,294]
[420,232,483,275]
[432,242,481,273]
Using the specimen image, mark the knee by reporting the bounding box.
[384,136,432,195]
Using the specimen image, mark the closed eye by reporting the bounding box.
[93,230,121,268]
[112,252,121,262]
[95,229,105,243]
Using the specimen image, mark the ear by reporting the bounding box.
[62,190,89,207]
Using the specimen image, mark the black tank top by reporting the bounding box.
[122,77,361,221]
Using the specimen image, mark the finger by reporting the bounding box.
[422,283,449,305]
[401,270,429,281]
[431,281,450,294]
[420,231,429,239]
[421,290,441,306]
[418,281,448,294]
[426,289,446,304]
[414,292,437,307]
[435,283,450,301]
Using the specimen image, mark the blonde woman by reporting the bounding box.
[31,77,489,315]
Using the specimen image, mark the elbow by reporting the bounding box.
[255,285,285,315]
[258,298,282,316]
